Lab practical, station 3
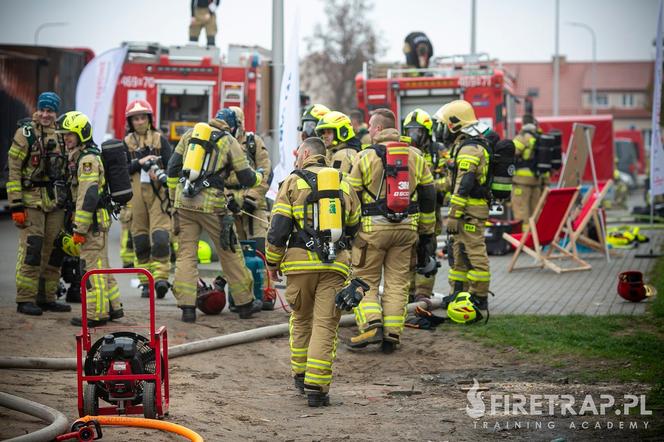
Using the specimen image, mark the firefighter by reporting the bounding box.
[349,109,372,147]
[315,111,360,177]
[56,112,123,327]
[402,108,447,301]
[215,107,272,242]
[8,92,71,315]
[298,104,330,142]
[166,115,263,323]
[123,100,172,299]
[266,137,361,407]
[189,0,220,46]
[440,100,491,318]
[118,205,135,268]
[345,108,436,353]
[511,118,545,229]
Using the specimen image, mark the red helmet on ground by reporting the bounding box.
[125,99,154,131]
[196,278,227,314]
[617,271,656,302]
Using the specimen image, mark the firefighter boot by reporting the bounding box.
[181,306,196,323]
[140,283,150,299]
[347,326,383,349]
[109,303,124,321]
[381,333,400,355]
[17,302,43,316]
[235,301,255,319]
[305,387,330,407]
[294,374,305,394]
[37,301,72,312]
[155,280,170,299]
[70,317,108,327]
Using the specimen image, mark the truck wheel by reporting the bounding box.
[83,384,99,416]
[142,382,157,419]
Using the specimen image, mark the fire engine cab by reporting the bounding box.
[355,53,518,138]
[113,42,266,142]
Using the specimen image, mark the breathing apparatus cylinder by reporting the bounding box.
[183,123,213,195]
[317,168,343,260]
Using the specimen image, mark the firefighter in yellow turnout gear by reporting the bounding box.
[440,100,491,318]
[266,137,361,407]
[56,112,123,327]
[215,107,272,241]
[345,108,436,352]
[511,121,546,229]
[8,92,71,315]
[403,108,448,301]
[316,111,360,177]
[167,117,263,323]
[123,100,173,298]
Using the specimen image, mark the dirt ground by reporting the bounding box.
[0,305,662,441]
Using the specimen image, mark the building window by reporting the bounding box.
[594,93,609,107]
[622,93,635,108]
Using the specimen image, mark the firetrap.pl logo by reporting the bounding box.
[465,378,652,431]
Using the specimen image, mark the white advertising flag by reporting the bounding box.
[75,46,128,145]
[267,24,300,200]
[650,0,664,198]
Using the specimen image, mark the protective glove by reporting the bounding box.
[226,194,241,214]
[208,2,217,13]
[72,232,86,245]
[335,278,370,311]
[242,196,258,214]
[416,234,439,277]
[446,217,461,235]
[11,206,26,227]
[220,214,237,252]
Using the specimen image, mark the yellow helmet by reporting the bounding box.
[441,100,478,134]
[299,103,330,138]
[315,111,355,145]
[56,111,93,144]
[402,108,433,147]
[58,232,81,257]
[447,292,480,324]
[198,240,212,264]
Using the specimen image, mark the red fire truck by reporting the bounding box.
[355,53,518,138]
[112,42,268,142]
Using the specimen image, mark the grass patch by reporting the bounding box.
[457,252,664,408]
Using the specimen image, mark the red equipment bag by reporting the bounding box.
[617,271,656,303]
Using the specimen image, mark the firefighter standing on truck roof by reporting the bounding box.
[511,117,545,230]
[8,92,71,316]
[345,108,436,353]
[56,112,124,327]
[403,108,446,302]
[189,0,220,46]
[440,100,491,320]
[166,113,263,323]
[265,137,361,407]
[315,111,361,178]
[123,100,173,299]
[215,106,272,242]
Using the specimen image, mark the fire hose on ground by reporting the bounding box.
[0,391,69,442]
[0,296,443,370]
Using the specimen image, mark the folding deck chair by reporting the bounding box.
[564,180,613,256]
[503,186,592,273]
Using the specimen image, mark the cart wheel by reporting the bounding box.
[83,384,99,416]
[143,382,157,419]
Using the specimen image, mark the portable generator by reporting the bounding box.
[76,268,169,419]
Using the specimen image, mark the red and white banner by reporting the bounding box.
[76,46,128,145]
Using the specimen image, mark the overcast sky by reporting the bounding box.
[0,0,659,62]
